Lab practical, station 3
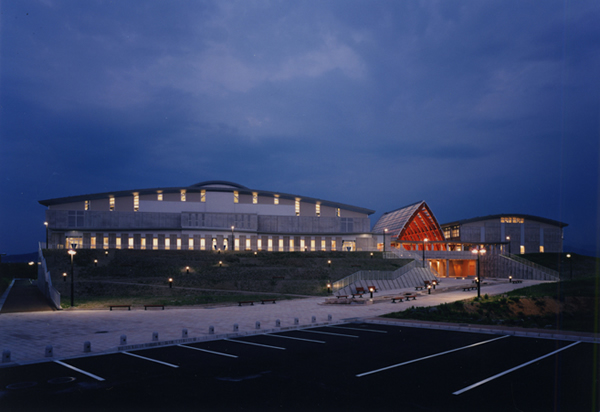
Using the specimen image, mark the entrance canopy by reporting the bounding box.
[373,201,445,248]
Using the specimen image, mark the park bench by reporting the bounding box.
[512,279,523,284]
[238,301,254,306]
[144,304,165,310]
[351,292,364,298]
[415,285,425,291]
[462,286,477,291]
[109,305,131,311]
[261,299,276,304]
[336,295,348,299]
[404,294,417,301]
[391,296,404,303]
[355,287,367,294]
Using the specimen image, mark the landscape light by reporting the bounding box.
[63,272,67,282]
[186,266,190,274]
[168,278,173,288]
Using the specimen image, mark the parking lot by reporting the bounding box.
[1,322,597,411]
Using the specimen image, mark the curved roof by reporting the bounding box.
[441,214,568,228]
[372,201,445,242]
[39,181,375,215]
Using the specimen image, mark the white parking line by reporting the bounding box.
[329,326,388,333]
[54,360,105,381]
[177,344,239,358]
[453,341,581,395]
[224,339,286,350]
[357,335,510,377]
[265,334,326,343]
[300,329,360,338]
[122,351,179,368]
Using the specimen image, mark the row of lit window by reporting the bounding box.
[82,235,337,252]
[501,217,524,224]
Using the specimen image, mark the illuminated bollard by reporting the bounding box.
[233,323,239,332]
[255,321,261,330]
[275,319,281,327]
[209,326,214,335]
[120,335,127,345]
[152,332,159,342]
[182,329,188,338]
[83,341,91,353]
[2,350,11,363]
[45,345,53,357]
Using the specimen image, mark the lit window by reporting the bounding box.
[153,238,158,250]
[128,237,134,249]
[289,239,294,249]
[181,190,186,202]
[141,238,146,250]
[177,238,182,250]
[90,237,96,249]
[268,238,273,251]
[300,239,305,250]
[189,238,194,250]
[257,238,262,251]
[253,192,258,204]
[234,191,239,204]
[331,240,336,250]
[109,197,115,211]
[200,238,206,250]
[501,217,524,224]
[279,239,284,249]
[245,239,251,251]
[234,238,239,251]
[321,240,326,250]
[336,208,340,217]
[520,245,525,254]
[201,190,206,202]
[85,200,89,211]
[311,239,315,251]
[103,237,109,249]
[116,237,121,249]
[316,203,321,217]
[452,227,460,238]
[157,192,163,201]
[133,193,139,212]
[274,195,279,205]
[165,238,171,250]
[295,199,300,216]
[539,246,544,253]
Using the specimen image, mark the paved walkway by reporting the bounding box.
[1,278,596,366]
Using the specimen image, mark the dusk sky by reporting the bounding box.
[1,1,599,256]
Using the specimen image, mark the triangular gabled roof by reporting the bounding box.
[372,201,445,242]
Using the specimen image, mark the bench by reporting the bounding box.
[415,286,425,291]
[144,304,164,310]
[238,301,254,306]
[351,293,364,298]
[260,299,276,304]
[391,296,404,303]
[109,305,131,311]
[512,280,523,284]
[336,295,348,299]
[404,294,417,301]
[355,287,367,294]
[462,286,477,291]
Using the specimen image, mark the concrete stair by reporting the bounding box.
[337,267,439,295]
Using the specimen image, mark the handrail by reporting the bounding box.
[37,243,61,309]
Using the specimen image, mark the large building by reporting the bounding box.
[39,181,376,252]
[440,214,567,254]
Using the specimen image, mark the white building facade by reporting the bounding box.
[40,181,377,252]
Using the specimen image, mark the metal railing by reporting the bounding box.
[503,254,560,279]
[37,243,61,310]
[332,260,419,293]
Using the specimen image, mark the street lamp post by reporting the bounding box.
[422,238,428,268]
[383,229,388,254]
[566,254,572,279]
[231,226,235,252]
[68,245,77,307]
[506,236,511,255]
[471,248,486,299]
[44,222,48,248]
